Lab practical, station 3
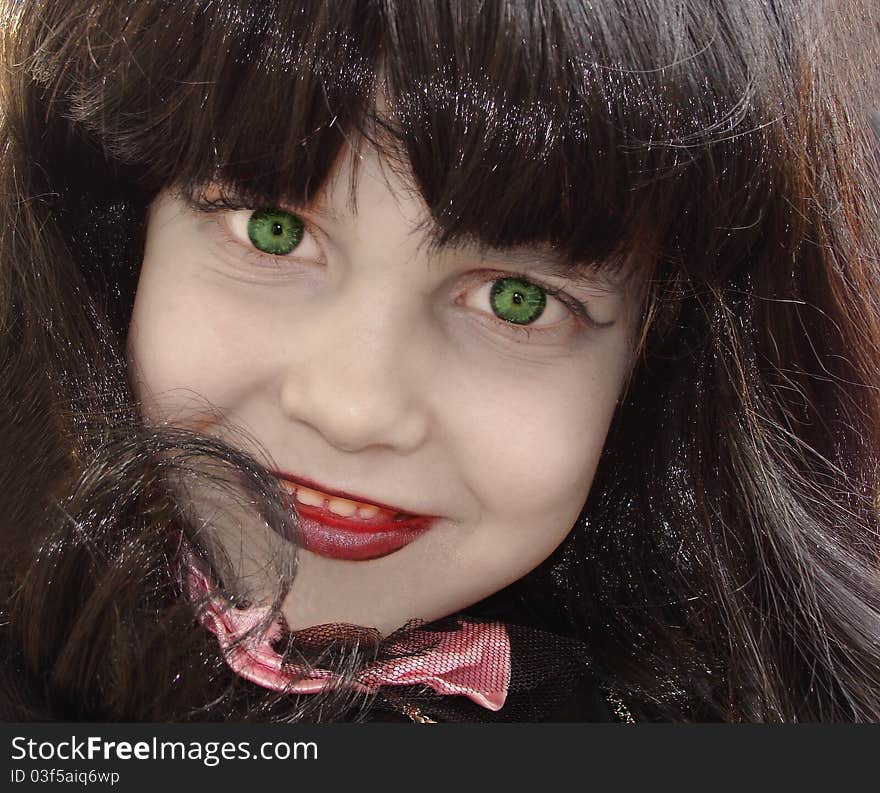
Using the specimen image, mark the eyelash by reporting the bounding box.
[189,195,604,334]
[523,281,602,330]
[454,271,602,336]
[190,194,322,265]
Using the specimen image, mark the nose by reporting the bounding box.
[278,288,431,454]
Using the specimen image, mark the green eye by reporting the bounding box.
[247,207,304,255]
[490,277,547,325]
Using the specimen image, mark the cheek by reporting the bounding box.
[127,242,267,423]
[450,351,626,532]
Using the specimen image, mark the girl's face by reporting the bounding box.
[128,141,641,635]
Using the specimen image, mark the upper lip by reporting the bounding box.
[270,471,429,517]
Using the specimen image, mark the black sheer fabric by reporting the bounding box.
[370,622,617,722]
[262,618,620,723]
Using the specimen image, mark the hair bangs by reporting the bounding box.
[20,0,380,207]
[20,0,793,280]
[375,0,790,279]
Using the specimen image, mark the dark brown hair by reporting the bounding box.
[1,0,879,721]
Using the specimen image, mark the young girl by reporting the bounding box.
[2,0,879,722]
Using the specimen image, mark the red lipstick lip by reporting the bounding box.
[292,514,432,561]
[270,471,435,561]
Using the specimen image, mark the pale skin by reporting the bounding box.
[127,140,641,635]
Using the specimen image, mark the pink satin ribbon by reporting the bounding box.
[190,568,511,711]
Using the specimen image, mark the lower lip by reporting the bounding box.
[283,499,434,561]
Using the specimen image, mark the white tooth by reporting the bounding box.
[280,480,296,495]
[295,487,325,507]
[328,497,358,517]
[356,504,380,520]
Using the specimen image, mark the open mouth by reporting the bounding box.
[275,474,434,561]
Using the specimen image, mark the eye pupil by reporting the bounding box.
[490,278,546,325]
[247,208,304,255]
